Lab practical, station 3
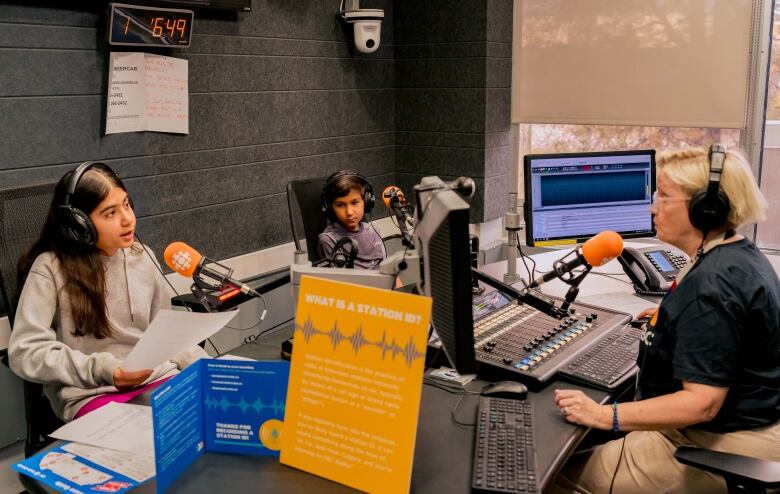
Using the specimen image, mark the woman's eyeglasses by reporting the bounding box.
[649,192,688,211]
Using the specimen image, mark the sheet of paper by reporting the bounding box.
[105,52,188,135]
[62,442,155,483]
[144,53,189,134]
[216,354,256,361]
[122,309,238,371]
[14,442,141,494]
[579,291,657,317]
[50,402,153,456]
[106,52,146,134]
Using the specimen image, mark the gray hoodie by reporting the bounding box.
[8,245,207,421]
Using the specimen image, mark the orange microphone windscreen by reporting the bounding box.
[382,186,401,208]
[581,231,623,267]
[163,241,203,277]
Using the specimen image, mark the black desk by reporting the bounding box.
[22,321,611,494]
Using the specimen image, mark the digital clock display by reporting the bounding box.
[108,3,194,47]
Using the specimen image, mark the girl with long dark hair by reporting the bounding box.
[8,162,206,421]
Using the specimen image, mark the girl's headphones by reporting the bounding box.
[688,144,730,233]
[58,161,131,246]
[320,171,375,222]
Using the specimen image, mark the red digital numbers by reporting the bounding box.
[151,17,163,37]
[150,16,187,39]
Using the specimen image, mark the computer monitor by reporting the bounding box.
[524,150,656,246]
[413,177,476,374]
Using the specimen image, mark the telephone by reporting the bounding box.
[617,246,688,296]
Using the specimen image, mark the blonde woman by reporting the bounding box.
[549,147,780,494]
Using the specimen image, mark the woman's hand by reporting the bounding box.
[636,307,657,320]
[113,367,152,391]
[554,389,610,429]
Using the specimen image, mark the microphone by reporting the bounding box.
[382,185,414,220]
[528,231,623,289]
[164,241,262,299]
[414,177,476,199]
[382,185,415,245]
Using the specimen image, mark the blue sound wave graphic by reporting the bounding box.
[296,316,426,368]
[204,395,286,415]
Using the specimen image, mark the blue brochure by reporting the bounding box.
[12,442,143,494]
[152,359,289,494]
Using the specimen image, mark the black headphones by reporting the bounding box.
[320,171,375,222]
[58,161,131,246]
[688,144,730,233]
[331,237,359,268]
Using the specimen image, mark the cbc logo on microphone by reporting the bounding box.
[171,250,192,271]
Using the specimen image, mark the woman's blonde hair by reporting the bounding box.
[656,147,767,228]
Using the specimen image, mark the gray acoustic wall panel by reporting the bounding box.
[0,0,514,249]
[394,0,513,222]
[0,0,394,263]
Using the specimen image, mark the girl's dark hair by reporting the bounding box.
[17,164,130,339]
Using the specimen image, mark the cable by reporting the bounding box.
[590,272,633,285]
[365,211,388,258]
[422,378,481,428]
[241,323,283,345]
[607,435,626,494]
[451,393,478,428]
[608,314,652,494]
[515,232,536,281]
[133,232,231,358]
[134,232,187,308]
[206,338,222,356]
[225,314,265,331]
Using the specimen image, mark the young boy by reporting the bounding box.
[318,171,386,269]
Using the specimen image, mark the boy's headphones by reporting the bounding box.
[331,237,359,268]
[320,171,375,222]
[58,161,131,246]
[688,144,730,233]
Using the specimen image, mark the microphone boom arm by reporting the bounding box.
[472,268,569,320]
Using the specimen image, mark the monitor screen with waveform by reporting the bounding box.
[524,149,656,246]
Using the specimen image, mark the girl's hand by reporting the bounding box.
[113,367,152,391]
[554,389,610,430]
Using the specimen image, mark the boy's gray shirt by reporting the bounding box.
[317,221,386,269]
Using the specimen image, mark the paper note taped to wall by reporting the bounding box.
[106,52,189,135]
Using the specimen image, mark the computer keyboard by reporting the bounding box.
[558,324,641,391]
[472,396,537,493]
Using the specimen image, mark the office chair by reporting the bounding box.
[286,177,330,263]
[0,181,64,458]
[286,177,405,265]
[675,446,780,494]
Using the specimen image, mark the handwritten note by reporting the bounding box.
[106,52,189,135]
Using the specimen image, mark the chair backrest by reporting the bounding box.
[0,181,64,457]
[286,178,329,263]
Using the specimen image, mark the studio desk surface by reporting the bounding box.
[26,252,659,494]
[24,321,613,494]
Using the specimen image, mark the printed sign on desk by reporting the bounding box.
[152,359,289,494]
[280,276,432,494]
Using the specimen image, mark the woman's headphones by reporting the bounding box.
[320,171,375,222]
[58,161,131,246]
[688,144,730,233]
[331,237,359,268]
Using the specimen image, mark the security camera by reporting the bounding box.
[342,9,384,54]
